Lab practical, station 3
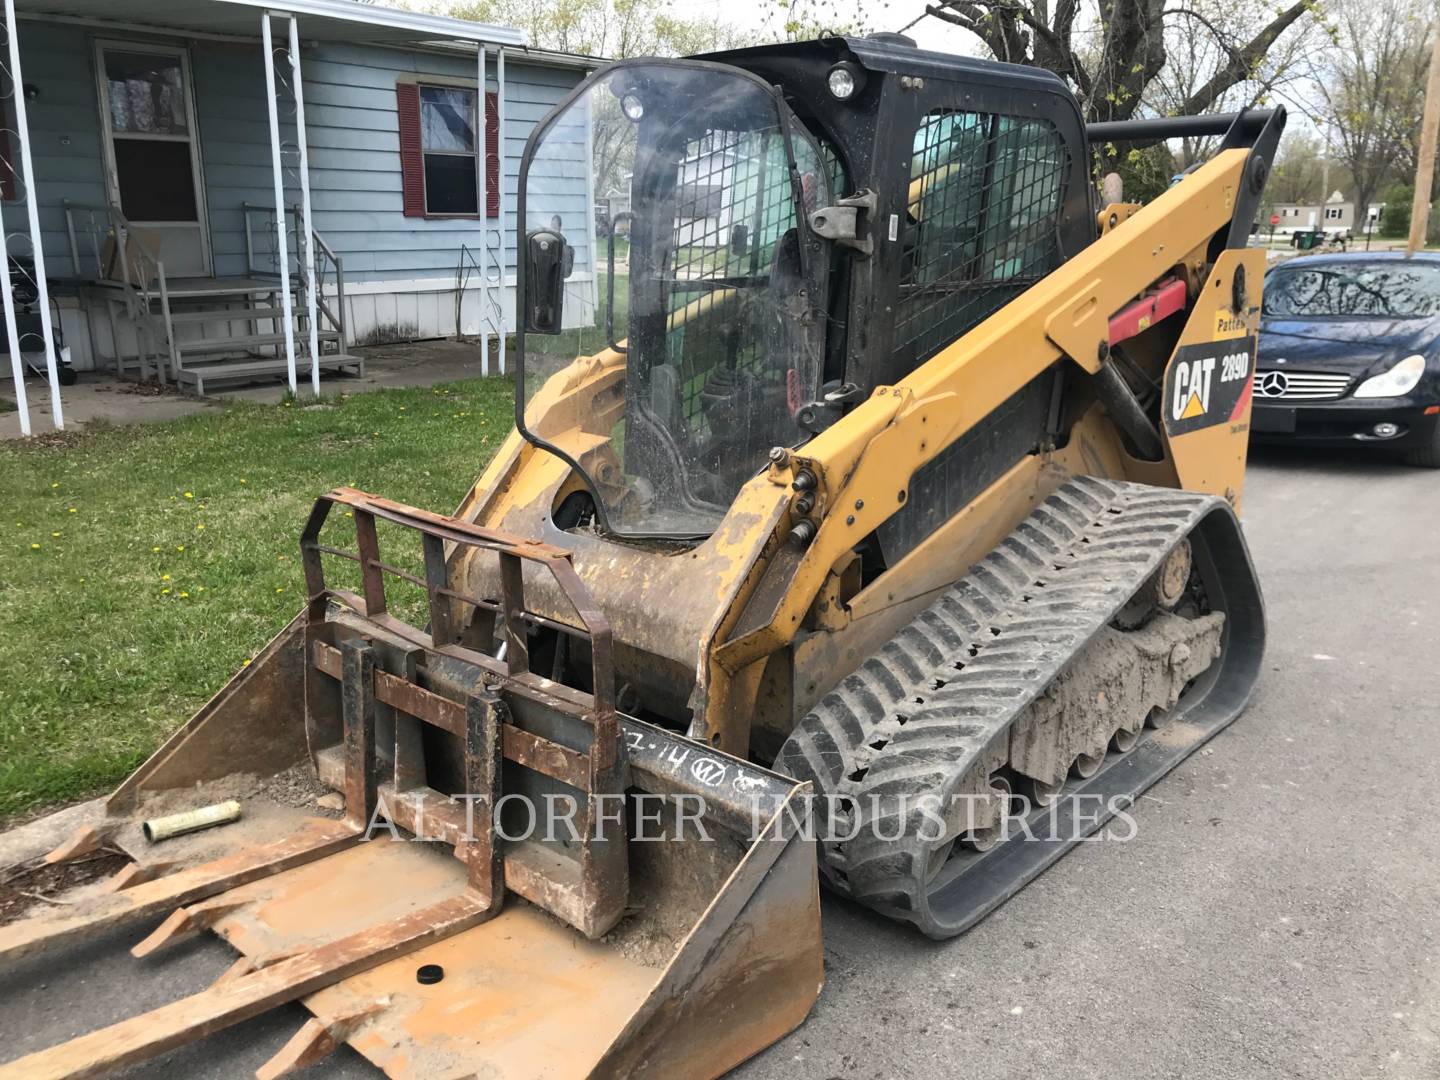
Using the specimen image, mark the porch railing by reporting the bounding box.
[242,201,347,353]
[62,200,176,381]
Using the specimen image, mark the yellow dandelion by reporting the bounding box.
[196,586,205,592]
[50,482,59,488]
[196,523,205,532]
[241,658,252,667]
[276,586,285,593]
[161,574,171,581]
[152,546,161,553]
[67,507,77,514]
[30,543,40,550]
[344,511,353,518]
[161,588,171,595]
[179,591,190,599]
[51,531,61,538]
[183,492,194,499]
[239,478,248,485]
[176,545,185,552]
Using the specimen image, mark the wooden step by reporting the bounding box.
[178,353,365,395]
[175,330,342,356]
[166,306,289,324]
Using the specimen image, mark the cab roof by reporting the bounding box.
[699,34,1072,96]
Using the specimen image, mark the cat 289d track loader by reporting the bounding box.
[1,34,1280,1080]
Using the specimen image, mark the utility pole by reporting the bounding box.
[1408,20,1440,256]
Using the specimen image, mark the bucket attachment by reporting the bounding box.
[0,489,822,1080]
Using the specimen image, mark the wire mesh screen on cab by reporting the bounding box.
[661,127,821,430]
[894,111,1067,370]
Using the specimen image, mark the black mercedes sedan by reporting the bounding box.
[1254,252,1440,467]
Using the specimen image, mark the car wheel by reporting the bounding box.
[1403,420,1440,469]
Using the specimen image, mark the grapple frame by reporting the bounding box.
[0,491,822,1080]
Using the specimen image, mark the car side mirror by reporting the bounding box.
[525,229,567,334]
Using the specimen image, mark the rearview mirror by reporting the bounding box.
[525,229,568,334]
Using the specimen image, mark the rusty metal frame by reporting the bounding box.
[301,487,616,725]
[300,487,627,938]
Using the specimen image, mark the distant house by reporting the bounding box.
[2,0,600,427]
[1269,190,1383,236]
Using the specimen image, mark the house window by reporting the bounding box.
[421,86,477,214]
[396,81,499,219]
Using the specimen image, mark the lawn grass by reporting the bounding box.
[0,377,515,822]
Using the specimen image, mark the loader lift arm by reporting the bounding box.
[711,109,1283,684]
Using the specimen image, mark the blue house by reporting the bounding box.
[2,0,598,421]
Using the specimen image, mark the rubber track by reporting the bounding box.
[775,476,1229,936]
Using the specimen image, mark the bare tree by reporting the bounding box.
[1307,0,1433,225]
[919,0,1316,131]
[1147,0,1323,168]
[1264,131,1326,205]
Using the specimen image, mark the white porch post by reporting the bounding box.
[288,16,320,397]
[5,0,62,431]
[261,11,298,394]
[1,220,28,436]
[496,46,506,377]
[582,68,597,322]
[477,44,489,377]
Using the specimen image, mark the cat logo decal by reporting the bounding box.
[1163,336,1257,437]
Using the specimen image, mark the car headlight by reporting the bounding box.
[1354,354,1427,398]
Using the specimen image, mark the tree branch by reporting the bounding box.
[1179,0,1312,116]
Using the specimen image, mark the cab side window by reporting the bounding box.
[893,110,1066,368]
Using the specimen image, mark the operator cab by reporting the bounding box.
[516,37,1093,542]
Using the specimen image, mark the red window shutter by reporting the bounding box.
[396,82,425,218]
[485,90,500,219]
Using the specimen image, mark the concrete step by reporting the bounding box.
[177,353,364,395]
[174,330,342,356]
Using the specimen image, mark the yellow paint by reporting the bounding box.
[450,145,1267,752]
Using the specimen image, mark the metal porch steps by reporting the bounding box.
[165,306,289,324]
[176,329,342,357]
[178,353,364,394]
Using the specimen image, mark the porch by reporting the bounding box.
[0,336,503,439]
[2,0,598,435]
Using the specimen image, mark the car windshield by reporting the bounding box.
[1264,262,1440,318]
[518,62,831,539]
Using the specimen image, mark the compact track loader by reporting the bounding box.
[1,34,1281,1080]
